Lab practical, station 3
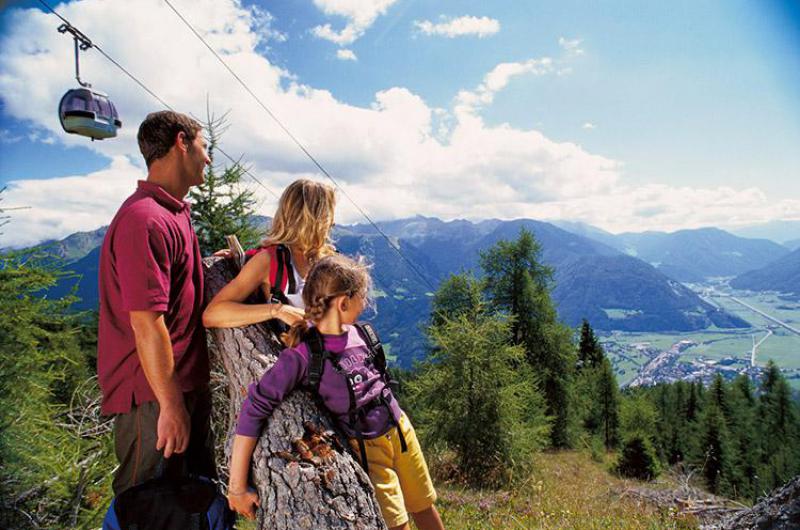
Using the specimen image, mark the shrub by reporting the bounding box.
[616,435,661,481]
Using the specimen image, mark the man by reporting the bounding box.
[98,110,215,494]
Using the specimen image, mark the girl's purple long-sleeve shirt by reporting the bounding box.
[235,324,403,439]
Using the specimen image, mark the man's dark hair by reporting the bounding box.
[137,111,203,167]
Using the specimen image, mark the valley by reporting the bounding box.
[602,284,800,390]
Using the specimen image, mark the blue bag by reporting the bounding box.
[102,475,234,530]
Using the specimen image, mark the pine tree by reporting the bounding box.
[686,379,703,422]
[756,360,800,493]
[727,374,759,500]
[430,273,483,327]
[479,228,576,447]
[596,357,620,449]
[696,402,732,495]
[668,381,692,464]
[409,313,551,487]
[0,251,114,528]
[708,373,732,421]
[577,319,604,370]
[617,395,661,480]
[574,322,619,450]
[188,106,261,256]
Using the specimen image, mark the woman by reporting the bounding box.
[203,179,337,330]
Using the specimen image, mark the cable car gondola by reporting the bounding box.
[56,23,121,140]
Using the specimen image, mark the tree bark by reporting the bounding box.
[203,257,387,530]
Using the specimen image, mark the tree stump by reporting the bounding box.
[203,257,387,530]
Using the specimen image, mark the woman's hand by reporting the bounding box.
[275,304,306,325]
[227,487,259,520]
[213,248,233,258]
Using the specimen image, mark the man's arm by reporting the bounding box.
[129,310,190,458]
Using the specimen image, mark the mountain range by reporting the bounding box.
[552,222,790,282]
[32,216,800,366]
[729,247,800,295]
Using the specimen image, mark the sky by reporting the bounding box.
[0,0,799,247]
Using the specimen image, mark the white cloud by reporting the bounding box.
[336,48,357,61]
[414,15,500,38]
[1,156,142,247]
[311,0,398,45]
[0,1,797,247]
[558,36,584,56]
[250,5,288,44]
[455,58,554,115]
[582,122,596,130]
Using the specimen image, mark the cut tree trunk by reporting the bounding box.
[203,257,387,530]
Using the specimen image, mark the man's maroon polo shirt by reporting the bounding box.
[98,180,209,415]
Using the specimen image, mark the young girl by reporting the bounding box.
[203,178,337,330]
[226,255,445,530]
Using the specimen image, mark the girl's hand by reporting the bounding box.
[227,487,259,520]
[275,304,306,325]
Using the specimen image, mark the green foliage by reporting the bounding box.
[430,273,483,327]
[695,401,732,494]
[620,394,658,441]
[0,251,114,528]
[595,358,620,449]
[574,321,620,449]
[479,228,576,447]
[616,435,661,481]
[188,108,261,256]
[577,319,604,370]
[756,360,800,495]
[409,312,551,488]
[627,365,800,501]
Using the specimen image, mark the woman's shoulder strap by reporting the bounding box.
[245,244,292,293]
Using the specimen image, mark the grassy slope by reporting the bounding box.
[435,451,698,530]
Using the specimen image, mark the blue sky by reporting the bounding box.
[0,0,798,247]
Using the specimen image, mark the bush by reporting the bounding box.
[616,435,661,481]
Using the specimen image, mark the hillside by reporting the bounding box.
[785,238,800,252]
[730,247,800,295]
[552,255,748,331]
[432,451,736,529]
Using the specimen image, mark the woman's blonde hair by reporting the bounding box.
[282,254,372,347]
[264,179,337,263]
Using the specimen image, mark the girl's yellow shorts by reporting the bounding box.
[349,413,437,528]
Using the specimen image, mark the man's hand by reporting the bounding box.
[157,402,191,458]
[129,310,190,458]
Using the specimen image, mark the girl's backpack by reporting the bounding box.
[305,322,406,474]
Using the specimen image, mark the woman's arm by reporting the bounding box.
[227,434,259,519]
[203,251,304,328]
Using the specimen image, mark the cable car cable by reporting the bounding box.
[37,0,279,200]
[37,0,435,293]
[163,0,438,292]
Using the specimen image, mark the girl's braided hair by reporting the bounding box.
[282,254,372,347]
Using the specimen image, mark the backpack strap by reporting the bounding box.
[306,327,328,393]
[275,244,297,295]
[353,322,387,377]
[353,322,407,454]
